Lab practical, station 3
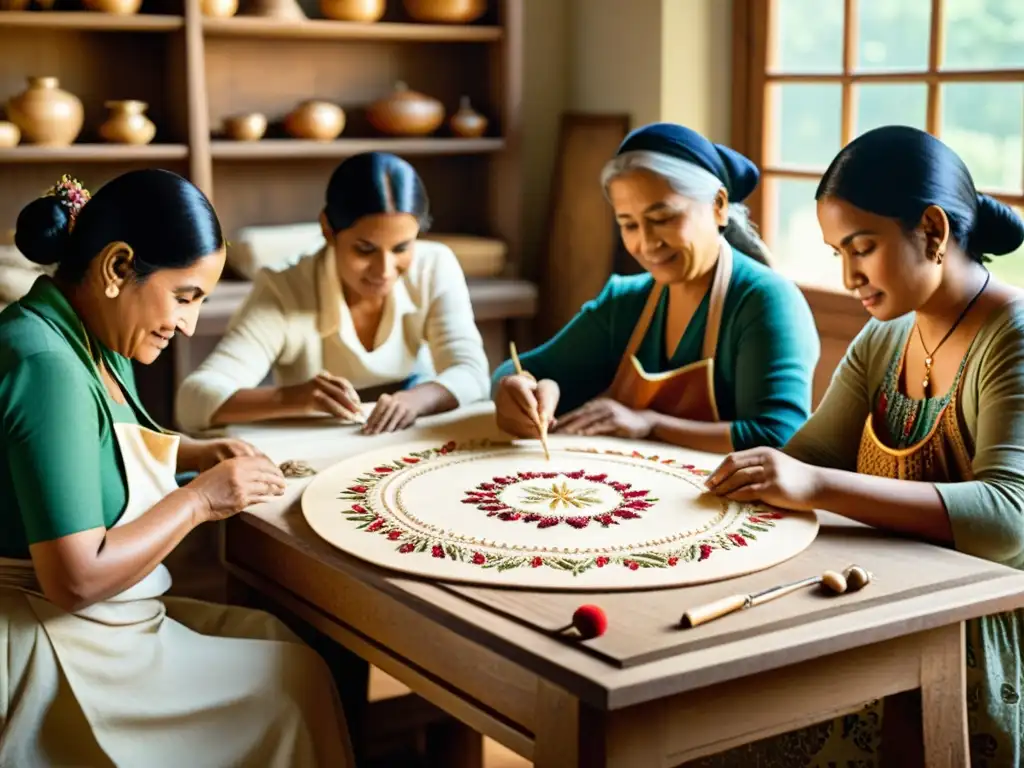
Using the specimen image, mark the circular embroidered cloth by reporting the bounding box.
[302,438,819,589]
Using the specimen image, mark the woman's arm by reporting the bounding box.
[174,272,290,432]
[729,280,821,451]
[645,416,734,454]
[4,352,209,612]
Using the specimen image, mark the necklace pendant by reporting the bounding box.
[924,356,933,367]
[922,378,930,390]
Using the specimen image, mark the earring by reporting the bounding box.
[936,249,945,265]
[105,283,120,299]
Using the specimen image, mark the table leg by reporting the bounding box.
[920,622,968,767]
[531,680,580,767]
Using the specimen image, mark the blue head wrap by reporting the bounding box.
[615,122,760,203]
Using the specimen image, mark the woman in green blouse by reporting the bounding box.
[704,125,1024,766]
[0,170,352,766]
[492,122,820,454]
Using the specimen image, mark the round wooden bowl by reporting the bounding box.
[402,0,486,23]
[284,100,345,141]
[320,0,385,21]
[367,81,444,137]
[223,113,267,141]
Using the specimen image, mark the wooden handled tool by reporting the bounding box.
[509,342,551,461]
[679,565,872,629]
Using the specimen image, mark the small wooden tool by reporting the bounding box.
[679,565,872,629]
[509,341,551,461]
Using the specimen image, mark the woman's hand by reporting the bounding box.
[495,374,559,439]
[185,455,287,523]
[704,447,823,511]
[552,398,653,439]
[279,372,362,421]
[179,437,264,474]
[363,392,419,435]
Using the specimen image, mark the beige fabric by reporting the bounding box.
[0,422,353,767]
[175,240,491,433]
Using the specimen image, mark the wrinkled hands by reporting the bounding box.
[495,374,559,439]
[552,397,654,439]
[280,372,364,422]
[186,455,286,524]
[362,391,420,435]
[704,447,822,511]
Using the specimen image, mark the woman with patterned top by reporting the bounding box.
[702,125,1024,767]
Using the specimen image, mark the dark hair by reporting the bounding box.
[816,125,1024,263]
[323,151,431,233]
[15,168,224,284]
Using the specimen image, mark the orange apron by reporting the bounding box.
[607,237,731,422]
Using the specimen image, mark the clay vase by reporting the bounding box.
[284,100,345,140]
[0,121,20,148]
[99,100,156,145]
[402,0,486,23]
[6,77,84,148]
[367,81,444,137]
[84,0,143,14]
[223,112,267,141]
[449,95,487,138]
[320,0,384,21]
[201,0,238,16]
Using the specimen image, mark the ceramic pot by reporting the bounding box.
[0,121,20,148]
[367,81,444,137]
[320,0,384,21]
[201,0,238,16]
[449,95,487,138]
[223,112,267,141]
[99,100,156,145]
[6,77,83,147]
[284,100,345,140]
[402,0,485,23]
[83,0,143,14]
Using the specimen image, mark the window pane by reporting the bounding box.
[768,84,843,169]
[943,0,1024,69]
[774,0,844,73]
[987,207,1024,287]
[767,176,842,288]
[856,0,930,72]
[854,84,928,138]
[941,83,1024,193]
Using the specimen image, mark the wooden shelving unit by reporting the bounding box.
[0,0,533,426]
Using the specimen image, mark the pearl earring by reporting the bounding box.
[105,283,120,299]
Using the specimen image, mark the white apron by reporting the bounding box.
[0,421,354,768]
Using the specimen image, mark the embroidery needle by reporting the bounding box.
[509,341,551,461]
[679,565,872,628]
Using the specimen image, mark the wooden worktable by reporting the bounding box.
[219,402,1024,766]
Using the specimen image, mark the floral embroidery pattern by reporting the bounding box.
[460,469,656,529]
[337,440,784,577]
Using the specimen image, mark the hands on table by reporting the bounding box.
[704,447,822,512]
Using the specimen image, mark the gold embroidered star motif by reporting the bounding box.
[519,482,602,511]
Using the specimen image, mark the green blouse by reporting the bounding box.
[491,248,821,450]
[0,277,159,558]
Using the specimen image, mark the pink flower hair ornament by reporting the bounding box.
[43,174,91,232]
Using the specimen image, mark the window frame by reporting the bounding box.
[731,0,1024,299]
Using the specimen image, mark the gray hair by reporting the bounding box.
[601,150,772,266]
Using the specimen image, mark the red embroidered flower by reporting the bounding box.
[566,516,590,529]
[351,504,367,514]
[531,556,543,568]
[699,544,713,561]
[728,533,748,547]
[374,466,394,474]
[348,485,367,494]
[594,514,617,526]
[387,530,402,540]
[668,557,678,566]
[623,560,639,571]
[366,518,383,532]
[432,545,445,558]
[538,517,560,528]
[585,473,607,482]
[472,552,486,565]
[622,490,649,498]
[498,511,521,521]
[399,543,415,553]
[595,556,609,567]
[402,457,420,464]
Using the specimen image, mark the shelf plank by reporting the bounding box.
[202,16,501,42]
[210,138,504,160]
[0,144,190,163]
[0,11,183,31]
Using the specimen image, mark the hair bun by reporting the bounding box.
[969,194,1024,257]
[14,195,71,266]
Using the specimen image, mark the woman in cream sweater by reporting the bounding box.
[176,152,491,435]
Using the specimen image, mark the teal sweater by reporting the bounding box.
[493,248,820,450]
